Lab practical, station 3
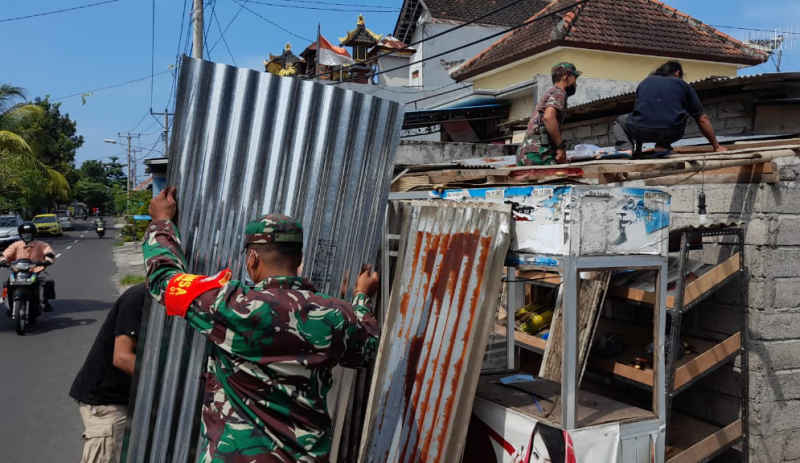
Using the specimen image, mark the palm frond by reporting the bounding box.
[0,130,33,155]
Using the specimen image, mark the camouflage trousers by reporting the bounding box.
[78,402,127,463]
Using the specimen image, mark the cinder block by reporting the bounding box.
[776,157,800,181]
[777,217,800,246]
[743,217,773,246]
[750,398,800,434]
[749,309,800,340]
[751,369,800,402]
[668,186,696,213]
[591,122,609,136]
[775,278,800,308]
[748,429,800,462]
[574,124,592,139]
[757,183,800,214]
[746,247,800,279]
[703,183,759,215]
[717,101,747,118]
[750,340,800,372]
[596,135,610,146]
[724,116,752,129]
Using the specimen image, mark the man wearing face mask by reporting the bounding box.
[143,187,380,462]
[517,62,581,166]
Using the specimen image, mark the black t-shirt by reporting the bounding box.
[627,75,705,130]
[69,284,147,405]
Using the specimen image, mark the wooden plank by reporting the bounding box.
[673,332,741,390]
[682,252,741,308]
[494,323,548,352]
[539,272,611,385]
[516,270,563,286]
[611,252,741,309]
[667,418,742,463]
[644,162,778,186]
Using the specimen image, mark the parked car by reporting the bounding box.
[32,214,62,236]
[57,215,73,231]
[0,214,23,248]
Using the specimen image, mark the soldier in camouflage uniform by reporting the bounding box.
[143,187,380,462]
[516,62,581,166]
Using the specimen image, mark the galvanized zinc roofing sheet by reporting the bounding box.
[127,56,404,463]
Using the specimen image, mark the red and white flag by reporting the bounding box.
[317,34,354,66]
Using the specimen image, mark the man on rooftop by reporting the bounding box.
[516,62,581,166]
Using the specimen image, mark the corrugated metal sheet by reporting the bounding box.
[359,201,511,463]
[126,56,404,463]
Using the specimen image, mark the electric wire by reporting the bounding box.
[233,0,313,42]
[245,0,397,13]
[274,0,397,7]
[311,0,568,79]
[150,0,157,110]
[204,0,217,59]
[0,0,120,23]
[212,8,237,65]
[167,0,191,112]
[712,24,800,36]
[209,3,244,54]
[54,70,172,101]
[372,0,589,78]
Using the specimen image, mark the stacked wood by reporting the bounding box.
[391,143,800,192]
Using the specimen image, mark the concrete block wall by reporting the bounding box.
[657,158,800,463]
[561,96,755,147]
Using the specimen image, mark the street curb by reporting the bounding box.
[112,241,145,295]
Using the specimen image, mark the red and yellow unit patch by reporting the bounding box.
[164,269,232,317]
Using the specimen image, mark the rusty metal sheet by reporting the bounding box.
[359,201,511,463]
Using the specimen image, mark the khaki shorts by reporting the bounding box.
[78,402,128,463]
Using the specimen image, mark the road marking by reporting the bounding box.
[65,246,72,250]
[80,234,86,238]
[55,253,62,258]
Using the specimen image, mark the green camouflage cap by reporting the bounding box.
[245,214,303,245]
[553,62,582,77]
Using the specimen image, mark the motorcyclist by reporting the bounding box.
[1,222,56,312]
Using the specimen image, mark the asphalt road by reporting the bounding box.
[0,220,120,462]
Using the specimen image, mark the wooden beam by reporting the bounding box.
[667,418,742,463]
[673,332,741,391]
[644,162,778,185]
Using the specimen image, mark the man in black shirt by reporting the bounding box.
[70,284,147,463]
[614,61,727,156]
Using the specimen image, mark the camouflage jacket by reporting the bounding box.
[143,219,379,462]
[516,86,568,166]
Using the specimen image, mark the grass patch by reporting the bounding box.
[120,274,146,286]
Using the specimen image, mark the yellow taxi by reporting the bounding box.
[32,213,63,236]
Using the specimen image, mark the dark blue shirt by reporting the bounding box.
[627,75,704,130]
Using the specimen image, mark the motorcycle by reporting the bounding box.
[96,223,105,238]
[1,259,53,335]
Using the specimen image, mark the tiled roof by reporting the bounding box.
[452,0,769,81]
[424,0,552,26]
[393,0,551,43]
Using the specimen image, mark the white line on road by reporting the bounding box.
[55,253,62,258]
[65,246,72,250]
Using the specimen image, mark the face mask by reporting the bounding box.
[566,84,577,96]
[21,234,33,243]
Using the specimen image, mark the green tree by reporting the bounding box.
[0,85,71,212]
[11,97,84,173]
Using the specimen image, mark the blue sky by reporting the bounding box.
[2,0,798,176]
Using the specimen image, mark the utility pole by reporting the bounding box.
[150,108,174,156]
[118,132,141,204]
[192,0,204,59]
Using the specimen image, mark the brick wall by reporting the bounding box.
[660,157,800,463]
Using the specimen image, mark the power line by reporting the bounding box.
[212,9,237,65]
[280,0,398,7]
[312,0,556,79]
[209,3,244,54]
[233,0,313,42]
[204,0,217,59]
[54,70,172,101]
[0,0,120,23]
[373,0,589,78]
[712,24,800,37]
[167,0,191,111]
[245,0,398,13]
[150,0,157,109]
